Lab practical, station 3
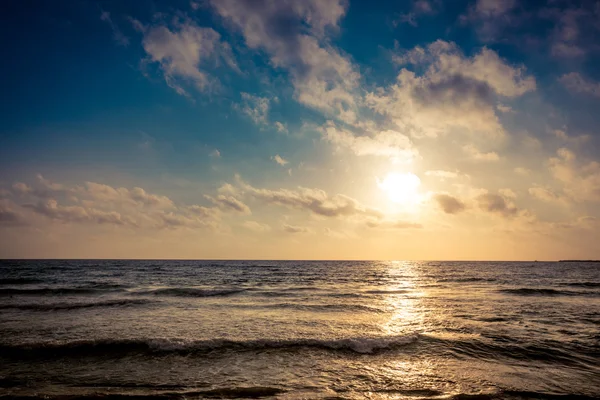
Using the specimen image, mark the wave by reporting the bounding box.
[133,288,247,298]
[0,388,597,400]
[0,299,154,311]
[499,288,599,296]
[430,335,599,367]
[438,277,497,283]
[0,287,106,296]
[363,289,412,294]
[226,302,385,313]
[0,277,44,285]
[561,282,600,288]
[0,334,419,359]
[0,386,286,399]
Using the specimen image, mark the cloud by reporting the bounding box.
[394,41,535,96]
[83,182,174,209]
[4,176,223,231]
[514,167,531,176]
[425,170,460,179]
[239,93,270,125]
[210,0,359,123]
[395,0,439,27]
[322,124,417,163]
[545,7,588,58]
[434,194,467,214]
[237,179,383,219]
[548,148,600,202]
[499,188,517,199]
[552,128,590,145]
[210,149,221,158]
[243,221,271,232]
[205,195,251,214]
[141,21,236,96]
[100,11,129,46]
[528,186,568,205]
[274,121,288,133]
[282,224,312,234]
[559,73,600,97]
[158,211,218,229]
[459,0,517,41]
[476,193,518,218]
[365,219,423,229]
[463,144,500,161]
[370,41,534,139]
[187,205,220,219]
[0,200,27,226]
[271,154,289,166]
[23,199,137,227]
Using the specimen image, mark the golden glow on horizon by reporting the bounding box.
[378,172,421,206]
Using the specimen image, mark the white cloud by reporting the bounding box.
[322,124,418,163]
[370,41,534,139]
[528,186,568,205]
[514,167,531,176]
[210,149,221,158]
[242,220,271,232]
[548,148,600,202]
[271,155,289,166]
[365,219,423,229]
[497,104,513,113]
[240,93,270,125]
[425,170,459,179]
[205,194,251,214]
[499,188,517,199]
[274,121,288,133]
[463,144,500,161]
[282,224,313,234]
[141,21,236,96]
[394,41,535,96]
[210,0,359,123]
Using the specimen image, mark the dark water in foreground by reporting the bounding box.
[0,260,599,400]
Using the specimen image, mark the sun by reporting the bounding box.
[378,172,421,204]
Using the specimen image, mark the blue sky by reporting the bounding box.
[1,0,600,259]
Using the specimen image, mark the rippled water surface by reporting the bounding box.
[0,260,599,399]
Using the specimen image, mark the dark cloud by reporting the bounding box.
[23,199,135,227]
[434,194,467,214]
[242,183,382,219]
[476,193,518,217]
[0,204,27,227]
[413,74,495,107]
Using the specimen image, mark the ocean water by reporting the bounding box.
[0,260,599,400]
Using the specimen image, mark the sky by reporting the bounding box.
[1,0,600,260]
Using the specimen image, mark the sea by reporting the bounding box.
[0,260,599,400]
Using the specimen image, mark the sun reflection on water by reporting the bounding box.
[381,261,427,336]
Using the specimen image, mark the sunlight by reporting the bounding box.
[378,172,421,205]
